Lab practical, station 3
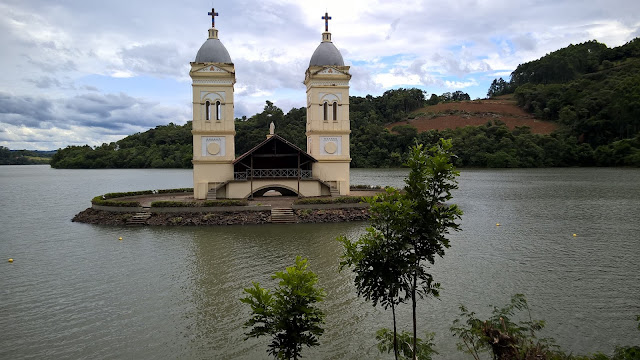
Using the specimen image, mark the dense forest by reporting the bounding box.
[0,146,54,165]
[50,37,640,168]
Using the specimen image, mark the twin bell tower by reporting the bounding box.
[190,9,351,200]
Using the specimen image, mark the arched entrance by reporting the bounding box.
[250,185,298,198]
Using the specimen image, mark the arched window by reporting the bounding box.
[333,101,338,121]
[205,101,211,121]
[215,101,221,120]
[323,102,328,121]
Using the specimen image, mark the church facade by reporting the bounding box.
[190,10,351,200]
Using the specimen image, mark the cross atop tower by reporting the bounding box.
[208,8,219,28]
[322,12,331,32]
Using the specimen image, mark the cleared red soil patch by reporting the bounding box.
[387,99,558,135]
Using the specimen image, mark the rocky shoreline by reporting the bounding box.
[72,207,370,226]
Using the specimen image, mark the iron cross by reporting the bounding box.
[208,8,219,28]
[322,12,331,32]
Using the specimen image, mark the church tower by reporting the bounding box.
[190,9,236,200]
[304,12,352,195]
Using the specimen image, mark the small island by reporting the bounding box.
[73,187,382,226]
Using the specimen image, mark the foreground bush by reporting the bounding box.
[241,256,325,359]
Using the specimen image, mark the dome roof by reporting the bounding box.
[309,41,344,67]
[195,38,232,63]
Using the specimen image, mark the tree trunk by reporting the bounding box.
[412,272,417,360]
[392,302,398,360]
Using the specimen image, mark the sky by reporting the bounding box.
[1,0,639,150]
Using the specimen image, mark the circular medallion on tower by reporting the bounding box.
[207,142,221,155]
[324,141,337,154]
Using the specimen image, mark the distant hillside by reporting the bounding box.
[386,96,557,135]
[0,147,54,165]
[50,123,192,169]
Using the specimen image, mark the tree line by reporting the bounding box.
[0,146,54,165]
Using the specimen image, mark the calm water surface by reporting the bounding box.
[1,166,639,359]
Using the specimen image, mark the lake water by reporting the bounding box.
[1,166,639,359]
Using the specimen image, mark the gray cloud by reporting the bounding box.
[0,92,55,127]
[26,76,63,89]
[512,33,538,52]
[236,58,306,93]
[119,43,190,78]
[350,66,382,94]
[0,91,188,135]
[386,18,401,41]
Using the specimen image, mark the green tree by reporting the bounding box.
[241,256,325,360]
[339,189,413,359]
[340,139,462,360]
[403,139,463,358]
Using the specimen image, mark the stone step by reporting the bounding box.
[271,208,296,224]
[127,211,151,226]
[330,188,340,197]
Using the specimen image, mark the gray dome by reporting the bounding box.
[309,42,344,67]
[195,38,232,63]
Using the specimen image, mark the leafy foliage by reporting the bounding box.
[235,101,307,156]
[487,78,513,98]
[451,295,640,360]
[376,328,438,360]
[150,199,248,207]
[451,294,555,360]
[91,196,141,207]
[339,139,462,359]
[241,256,325,360]
[293,196,369,205]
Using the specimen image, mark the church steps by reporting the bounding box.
[127,211,151,226]
[270,208,296,224]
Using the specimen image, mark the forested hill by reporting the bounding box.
[50,38,640,169]
[486,38,640,166]
[50,123,193,168]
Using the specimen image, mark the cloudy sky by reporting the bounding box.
[1,0,639,150]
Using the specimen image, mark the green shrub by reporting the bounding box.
[91,195,140,207]
[350,184,384,190]
[169,216,183,225]
[294,196,369,205]
[102,190,153,199]
[156,188,193,194]
[202,199,248,207]
[150,199,248,207]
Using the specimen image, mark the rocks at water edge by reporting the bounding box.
[72,207,370,226]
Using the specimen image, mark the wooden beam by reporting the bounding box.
[251,154,298,158]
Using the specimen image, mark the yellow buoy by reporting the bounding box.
[8,258,13,263]
[573,234,577,237]
[496,223,501,226]
[119,237,123,241]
